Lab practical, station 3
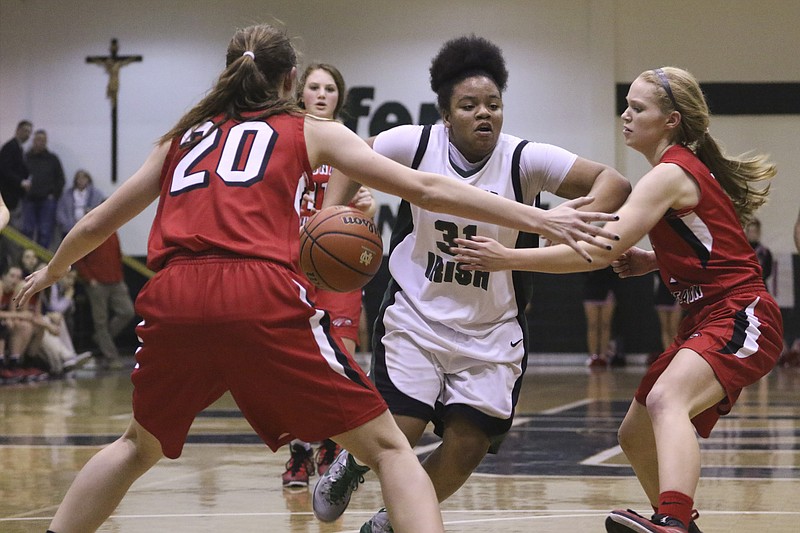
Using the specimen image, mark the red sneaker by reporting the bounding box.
[21,367,49,382]
[587,353,608,368]
[282,444,314,488]
[605,509,689,533]
[315,440,342,477]
[0,366,25,383]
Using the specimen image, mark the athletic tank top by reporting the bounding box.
[374,124,573,334]
[148,113,313,271]
[649,145,765,312]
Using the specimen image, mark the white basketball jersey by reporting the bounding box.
[373,124,576,336]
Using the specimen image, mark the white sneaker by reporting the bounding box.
[63,351,93,371]
[312,450,369,522]
[360,508,392,532]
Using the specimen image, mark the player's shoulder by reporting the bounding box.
[376,123,428,142]
[303,114,349,141]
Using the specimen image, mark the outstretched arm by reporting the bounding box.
[307,119,619,260]
[15,143,167,307]
[451,163,692,274]
[321,134,379,211]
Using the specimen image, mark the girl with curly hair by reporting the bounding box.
[313,34,630,532]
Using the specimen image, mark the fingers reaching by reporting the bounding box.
[14,267,61,309]
[539,197,620,260]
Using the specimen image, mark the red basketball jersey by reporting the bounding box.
[649,145,765,313]
[147,113,313,271]
[299,164,334,225]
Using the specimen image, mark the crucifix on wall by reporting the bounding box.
[86,38,142,183]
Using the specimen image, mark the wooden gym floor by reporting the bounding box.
[1,354,799,532]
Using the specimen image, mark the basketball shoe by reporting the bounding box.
[0,359,25,384]
[360,508,392,532]
[606,509,703,533]
[282,443,315,488]
[312,450,369,522]
[587,353,608,368]
[315,439,342,477]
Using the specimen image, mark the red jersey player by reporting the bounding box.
[451,66,782,533]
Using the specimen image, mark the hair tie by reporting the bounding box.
[653,68,678,111]
[242,51,255,59]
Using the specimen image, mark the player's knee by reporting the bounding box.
[644,383,678,421]
[441,434,489,473]
[617,422,636,452]
[122,423,164,467]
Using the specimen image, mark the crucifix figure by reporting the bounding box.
[86,38,142,182]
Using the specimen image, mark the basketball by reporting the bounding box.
[299,205,383,292]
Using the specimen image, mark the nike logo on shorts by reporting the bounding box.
[510,339,523,347]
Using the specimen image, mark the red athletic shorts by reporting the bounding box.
[635,291,783,438]
[132,255,387,459]
[313,288,362,345]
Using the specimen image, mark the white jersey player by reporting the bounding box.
[313,35,630,531]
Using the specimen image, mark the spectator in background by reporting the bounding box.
[19,247,39,277]
[794,208,800,255]
[56,169,106,236]
[745,217,774,290]
[652,272,682,364]
[73,231,135,370]
[23,129,65,248]
[0,120,32,215]
[0,265,40,382]
[27,262,92,377]
[778,209,800,367]
[583,266,622,368]
[46,269,80,350]
[0,120,32,271]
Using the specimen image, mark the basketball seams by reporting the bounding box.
[313,234,381,276]
[299,205,383,292]
[302,206,349,234]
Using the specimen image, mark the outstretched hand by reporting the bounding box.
[14,265,68,309]
[451,236,513,271]
[537,197,619,262]
[610,246,656,278]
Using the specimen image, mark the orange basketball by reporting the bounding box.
[299,206,383,292]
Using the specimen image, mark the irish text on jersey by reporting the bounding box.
[425,251,489,291]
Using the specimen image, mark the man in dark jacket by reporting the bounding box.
[0,120,33,212]
[23,129,65,248]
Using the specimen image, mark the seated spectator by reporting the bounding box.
[20,247,39,277]
[45,269,80,353]
[25,265,91,377]
[0,265,41,382]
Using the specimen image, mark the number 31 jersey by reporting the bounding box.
[148,114,313,272]
[373,124,575,335]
